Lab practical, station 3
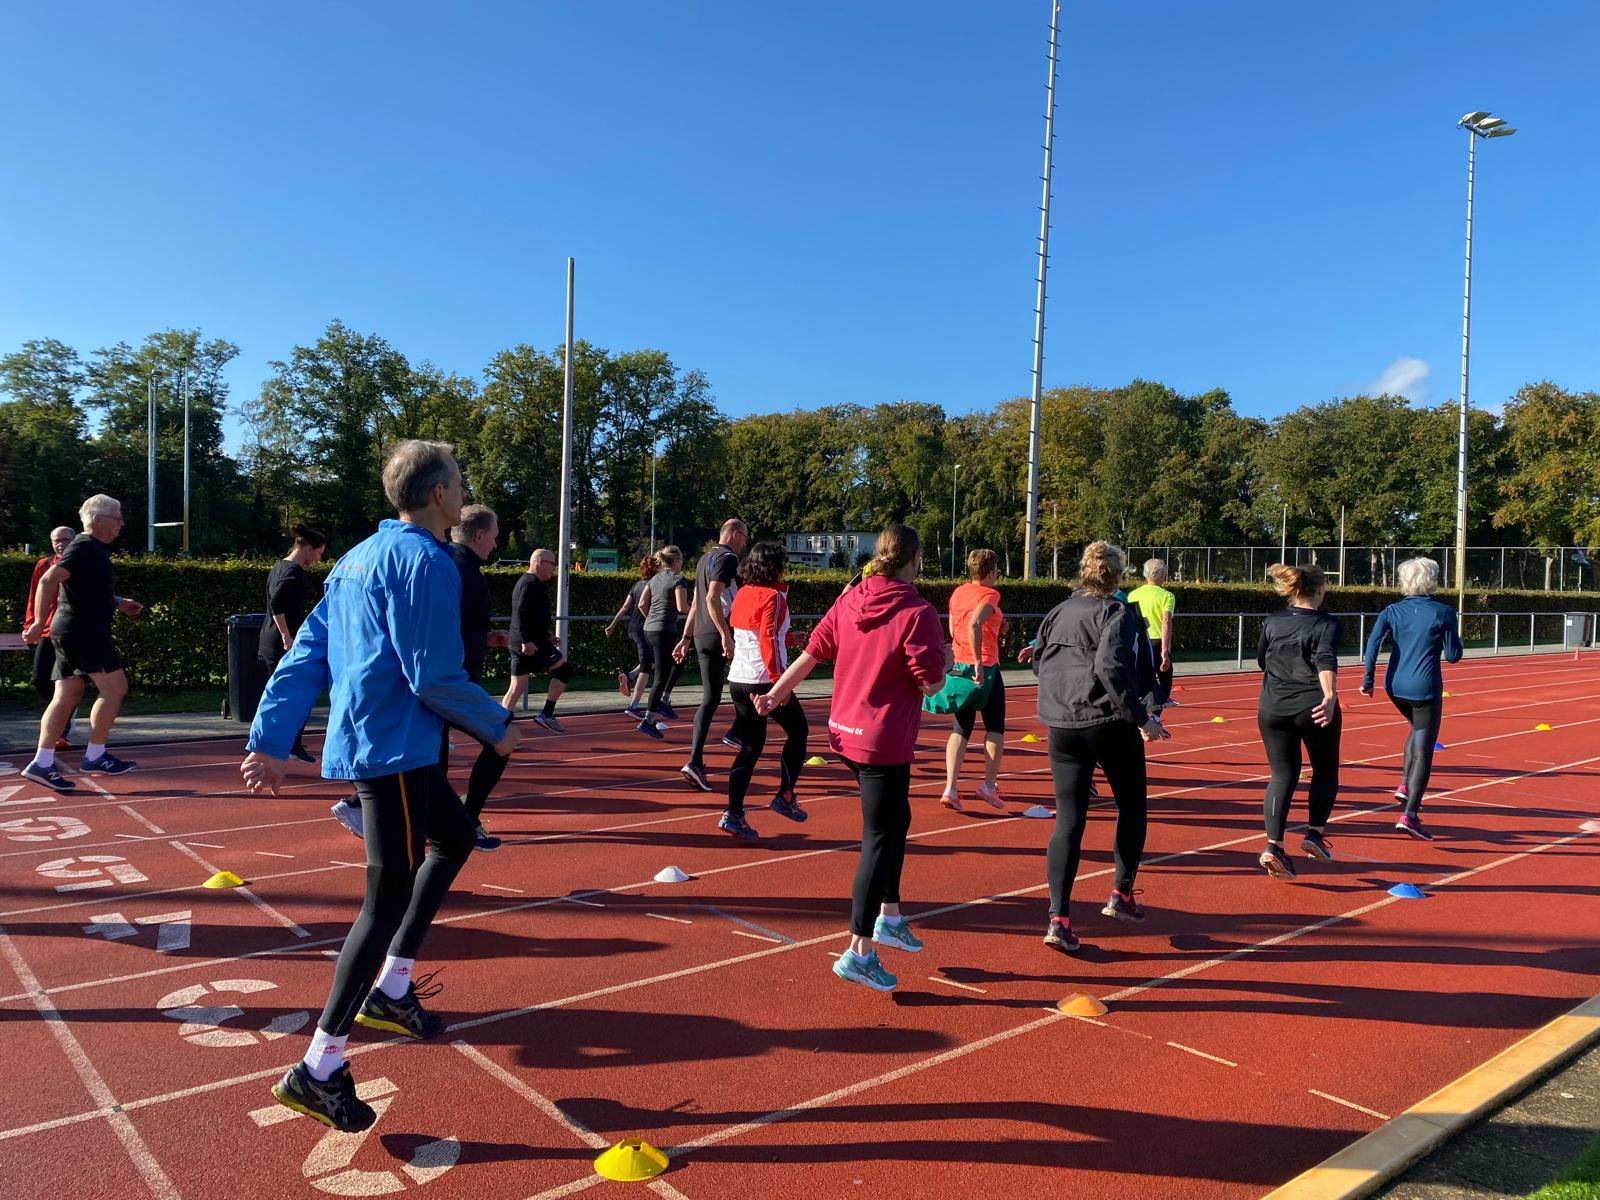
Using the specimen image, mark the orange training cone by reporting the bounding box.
[1057,992,1108,1017]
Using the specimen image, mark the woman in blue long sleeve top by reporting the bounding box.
[241,440,518,1134]
[1360,556,1464,841]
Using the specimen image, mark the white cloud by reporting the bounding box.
[1372,356,1431,403]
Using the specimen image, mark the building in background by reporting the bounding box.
[785,530,878,569]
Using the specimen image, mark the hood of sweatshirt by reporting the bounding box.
[845,574,923,631]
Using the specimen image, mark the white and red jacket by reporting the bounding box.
[728,582,791,685]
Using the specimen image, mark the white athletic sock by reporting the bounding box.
[31,748,55,770]
[86,742,106,762]
[302,1028,349,1081]
[374,955,414,999]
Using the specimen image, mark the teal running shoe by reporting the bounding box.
[871,916,923,953]
[832,949,897,992]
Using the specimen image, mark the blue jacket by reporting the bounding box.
[1362,595,1464,701]
[248,519,511,779]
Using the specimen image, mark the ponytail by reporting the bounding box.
[290,523,327,551]
[1267,562,1325,601]
[863,524,921,578]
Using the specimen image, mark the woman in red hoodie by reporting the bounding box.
[757,524,946,991]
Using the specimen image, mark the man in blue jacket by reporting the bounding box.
[242,439,518,1133]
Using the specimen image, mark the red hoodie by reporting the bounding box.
[805,574,946,765]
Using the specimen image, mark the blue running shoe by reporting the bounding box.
[718,811,758,840]
[636,719,665,740]
[473,823,502,852]
[624,703,647,719]
[22,761,76,794]
[681,761,712,792]
[832,948,897,992]
[655,701,679,722]
[80,752,136,775]
[872,915,923,953]
[330,799,364,838]
[720,734,742,750]
[532,712,565,734]
[769,792,808,822]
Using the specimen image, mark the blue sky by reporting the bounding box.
[3,1,1596,450]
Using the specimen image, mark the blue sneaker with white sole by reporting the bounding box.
[872,916,923,953]
[832,948,897,991]
[22,761,76,793]
[718,812,758,840]
[80,752,136,775]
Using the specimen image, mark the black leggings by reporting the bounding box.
[1045,723,1148,915]
[726,683,809,815]
[954,669,1006,739]
[319,765,475,1036]
[689,644,729,767]
[845,759,912,937]
[31,640,56,704]
[1150,637,1174,706]
[628,627,654,676]
[643,628,684,714]
[1392,695,1443,814]
[1257,705,1342,843]
[438,725,509,823]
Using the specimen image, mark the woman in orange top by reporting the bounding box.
[942,549,1006,810]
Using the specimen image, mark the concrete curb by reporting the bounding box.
[1265,992,1600,1200]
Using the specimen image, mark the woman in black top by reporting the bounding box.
[605,556,660,718]
[260,523,327,762]
[1255,563,1341,879]
[1032,541,1171,954]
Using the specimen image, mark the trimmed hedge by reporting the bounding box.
[3,553,1596,691]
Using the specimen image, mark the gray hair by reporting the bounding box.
[50,525,76,543]
[1143,557,1168,583]
[79,494,121,526]
[453,504,496,543]
[1397,556,1442,597]
[382,439,457,512]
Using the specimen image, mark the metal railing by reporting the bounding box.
[1119,545,1596,591]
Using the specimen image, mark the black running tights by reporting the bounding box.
[726,683,808,815]
[1392,695,1443,815]
[844,759,912,937]
[1045,722,1148,915]
[1257,704,1342,843]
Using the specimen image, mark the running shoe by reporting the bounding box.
[624,703,647,719]
[80,752,136,775]
[355,972,446,1039]
[21,761,75,793]
[718,811,758,840]
[636,719,664,740]
[52,737,72,752]
[1259,844,1296,880]
[1101,889,1147,923]
[617,671,631,697]
[1396,812,1434,842]
[330,799,364,838]
[681,761,713,792]
[1043,916,1080,953]
[939,790,962,812]
[872,915,923,953]
[975,782,1005,809]
[769,791,808,822]
[832,948,897,992]
[290,743,316,764]
[720,734,742,750]
[1394,781,1409,803]
[473,823,502,852]
[1163,697,1182,708]
[271,1062,375,1133]
[655,701,679,722]
[1301,829,1335,860]
[1088,781,1100,799]
[532,712,565,734]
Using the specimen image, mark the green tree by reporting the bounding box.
[1494,382,1600,585]
[0,338,94,549]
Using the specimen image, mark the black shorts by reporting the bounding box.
[511,646,560,676]
[954,668,1006,738]
[51,637,123,680]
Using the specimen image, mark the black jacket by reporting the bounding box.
[449,541,492,681]
[1033,591,1148,729]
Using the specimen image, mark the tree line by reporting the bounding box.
[2,322,1596,570]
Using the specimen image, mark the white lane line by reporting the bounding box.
[0,928,181,1199]
[696,905,798,945]
[558,895,605,908]
[180,842,223,849]
[1309,1088,1390,1120]
[0,862,356,920]
[927,975,987,994]
[115,833,146,841]
[1167,1041,1237,1067]
[254,851,294,859]
[167,840,310,938]
[453,1042,608,1148]
[646,912,692,924]
[118,805,165,835]
[479,883,523,894]
[729,929,784,944]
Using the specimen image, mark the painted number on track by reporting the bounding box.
[37,855,148,892]
[248,1078,459,1194]
[2,815,89,841]
[156,978,310,1047]
[83,910,192,951]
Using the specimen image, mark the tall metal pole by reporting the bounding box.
[1454,131,1476,617]
[555,258,576,652]
[951,464,961,578]
[649,452,657,550]
[180,369,191,555]
[1280,504,1288,563]
[1338,505,1346,587]
[146,374,156,553]
[1023,0,1062,580]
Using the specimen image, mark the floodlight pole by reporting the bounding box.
[1454,128,1476,617]
[181,368,191,555]
[146,374,156,553]
[1023,0,1061,580]
[555,258,576,652]
[649,451,657,551]
[951,463,962,578]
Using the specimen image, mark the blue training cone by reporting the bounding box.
[1387,882,1428,900]
[1434,742,1445,751]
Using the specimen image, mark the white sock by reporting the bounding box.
[302,1029,348,1081]
[32,748,55,770]
[86,742,106,762]
[374,955,414,999]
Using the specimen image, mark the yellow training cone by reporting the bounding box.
[202,870,244,889]
[804,755,829,767]
[1210,716,1227,724]
[1057,992,1109,1017]
[594,1139,669,1182]
[1535,723,1552,731]
[1020,733,1041,743]
[1442,691,1451,698]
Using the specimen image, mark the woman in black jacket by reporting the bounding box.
[1255,563,1342,879]
[259,523,326,762]
[1033,541,1170,953]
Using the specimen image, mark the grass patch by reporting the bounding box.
[1531,1135,1600,1200]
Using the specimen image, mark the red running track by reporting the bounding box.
[0,653,1597,1199]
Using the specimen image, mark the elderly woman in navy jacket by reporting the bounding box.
[1360,556,1463,842]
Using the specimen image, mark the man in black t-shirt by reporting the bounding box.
[676,518,748,791]
[500,548,577,733]
[21,495,143,793]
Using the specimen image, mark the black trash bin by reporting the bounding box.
[225,613,270,724]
